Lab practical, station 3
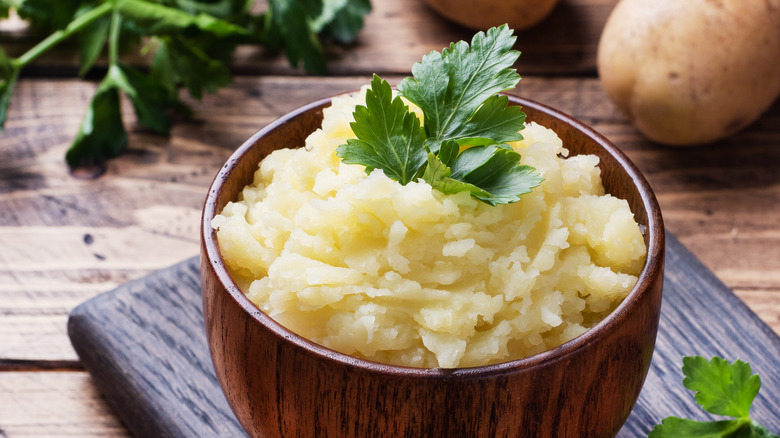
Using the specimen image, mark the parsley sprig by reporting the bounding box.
[650,356,779,438]
[0,0,371,169]
[336,25,543,206]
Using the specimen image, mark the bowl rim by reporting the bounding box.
[202,93,665,378]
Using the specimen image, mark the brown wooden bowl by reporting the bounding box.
[201,95,665,437]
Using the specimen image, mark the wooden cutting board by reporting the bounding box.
[67,233,780,437]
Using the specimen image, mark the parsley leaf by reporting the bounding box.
[75,7,111,76]
[683,356,761,418]
[446,143,542,206]
[422,141,492,200]
[262,0,370,73]
[117,0,248,37]
[422,140,542,206]
[650,418,762,438]
[397,25,523,145]
[455,94,526,146]
[110,63,172,134]
[16,0,86,30]
[168,0,253,22]
[263,0,327,74]
[0,47,18,128]
[337,26,543,206]
[66,65,173,169]
[649,356,779,438]
[337,74,427,185]
[149,34,233,101]
[319,0,371,44]
[65,79,128,168]
[0,0,371,170]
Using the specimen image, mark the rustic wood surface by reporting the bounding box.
[1,0,779,435]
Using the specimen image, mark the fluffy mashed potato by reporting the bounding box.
[212,90,647,368]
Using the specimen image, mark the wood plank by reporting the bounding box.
[0,0,619,76]
[0,225,200,362]
[0,226,198,270]
[65,236,780,438]
[1,76,778,367]
[1,314,79,363]
[0,371,129,437]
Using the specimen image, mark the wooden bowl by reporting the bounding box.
[201,95,665,437]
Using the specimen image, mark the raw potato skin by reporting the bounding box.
[423,0,561,31]
[597,0,780,145]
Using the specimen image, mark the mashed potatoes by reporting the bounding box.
[212,90,647,368]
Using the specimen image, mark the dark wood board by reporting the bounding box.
[67,233,780,437]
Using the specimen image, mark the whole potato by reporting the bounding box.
[423,0,561,31]
[597,0,780,145]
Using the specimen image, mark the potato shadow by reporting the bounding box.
[632,100,780,193]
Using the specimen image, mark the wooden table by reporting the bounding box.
[1,0,778,435]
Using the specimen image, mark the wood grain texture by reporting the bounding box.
[67,235,780,438]
[0,372,128,437]
[0,0,619,76]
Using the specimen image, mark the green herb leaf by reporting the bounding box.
[337,26,542,206]
[312,0,348,33]
[1,0,370,168]
[455,94,526,146]
[753,423,780,438]
[336,74,427,185]
[116,0,248,38]
[650,417,752,438]
[397,24,522,143]
[320,0,371,43]
[422,141,491,200]
[150,35,232,100]
[650,356,779,438]
[443,142,542,206]
[264,0,327,74]
[16,0,86,30]
[76,6,110,76]
[0,47,19,128]
[171,0,253,22]
[650,418,778,438]
[683,356,761,418]
[110,63,171,134]
[66,80,128,169]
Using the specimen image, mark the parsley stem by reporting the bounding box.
[108,7,121,67]
[12,2,114,68]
